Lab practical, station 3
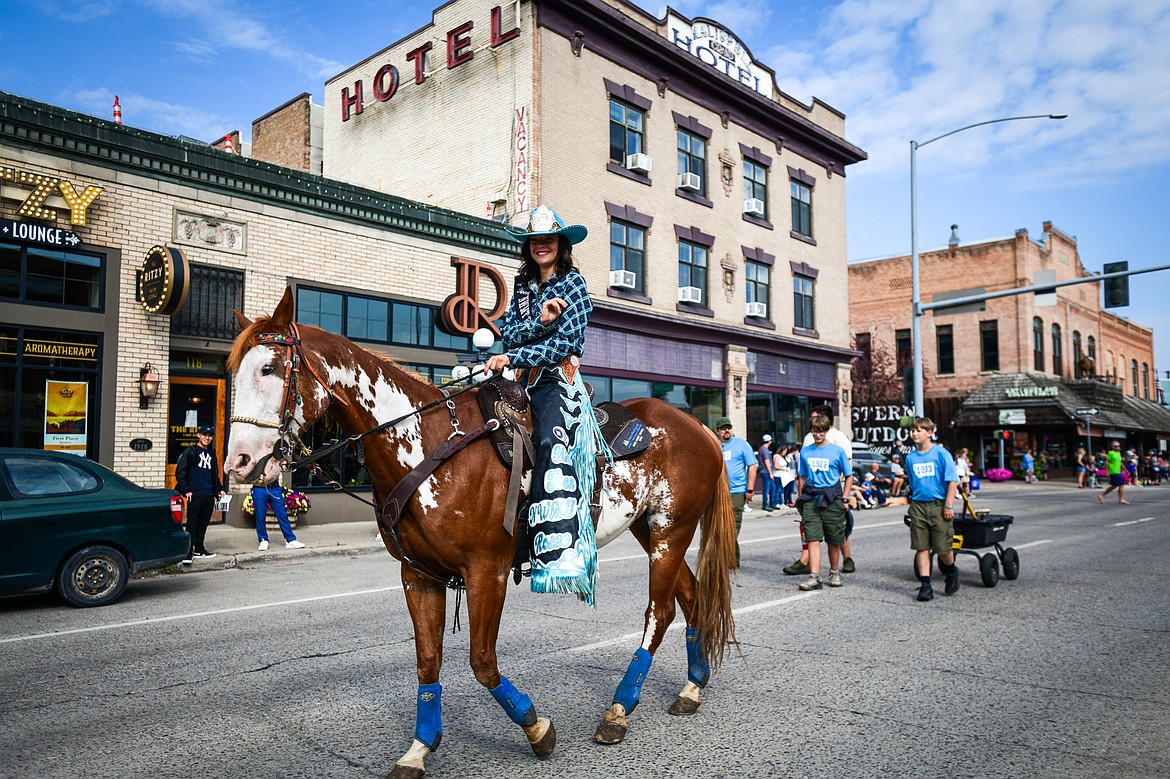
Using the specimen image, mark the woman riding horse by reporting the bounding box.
[485,204,607,607]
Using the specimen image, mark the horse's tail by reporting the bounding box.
[695,428,738,672]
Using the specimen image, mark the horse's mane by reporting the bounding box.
[227,314,436,391]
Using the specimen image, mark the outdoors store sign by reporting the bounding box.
[1004,386,1059,399]
[0,166,103,226]
[666,12,776,97]
[339,5,520,122]
[138,245,192,316]
[851,403,914,451]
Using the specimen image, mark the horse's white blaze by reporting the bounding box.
[395,740,430,772]
[225,345,293,484]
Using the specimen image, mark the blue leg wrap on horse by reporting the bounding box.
[685,627,711,688]
[489,675,537,726]
[414,683,442,750]
[613,647,653,714]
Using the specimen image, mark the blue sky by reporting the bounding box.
[4,0,1168,378]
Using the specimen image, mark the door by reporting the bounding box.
[166,376,226,493]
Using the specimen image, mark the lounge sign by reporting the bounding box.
[139,245,191,316]
[666,12,776,97]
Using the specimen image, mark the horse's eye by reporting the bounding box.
[261,364,275,376]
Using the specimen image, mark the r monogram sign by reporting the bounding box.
[438,256,508,337]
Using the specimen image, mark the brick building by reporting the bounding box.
[848,222,1170,471]
[297,0,867,444]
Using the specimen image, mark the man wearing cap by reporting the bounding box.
[715,417,756,565]
[175,425,226,564]
[757,434,777,511]
[890,453,907,497]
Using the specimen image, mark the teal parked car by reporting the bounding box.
[0,449,189,607]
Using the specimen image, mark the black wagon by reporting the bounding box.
[906,491,1020,587]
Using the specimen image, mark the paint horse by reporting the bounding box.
[224,289,737,779]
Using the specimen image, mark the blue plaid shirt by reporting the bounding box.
[499,270,592,368]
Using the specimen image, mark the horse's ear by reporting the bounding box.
[271,287,296,325]
[234,310,252,329]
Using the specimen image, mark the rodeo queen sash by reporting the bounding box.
[525,362,611,606]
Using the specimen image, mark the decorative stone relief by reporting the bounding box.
[718,149,736,197]
[174,210,247,253]
[721,252,737,302]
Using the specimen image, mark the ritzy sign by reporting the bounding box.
[1,166,103,226]
[340,6,520,121]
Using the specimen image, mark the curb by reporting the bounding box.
[177,542,386,574]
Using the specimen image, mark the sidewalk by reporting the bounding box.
[181,519,385,572]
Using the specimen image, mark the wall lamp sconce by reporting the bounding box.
[139,363,160,409]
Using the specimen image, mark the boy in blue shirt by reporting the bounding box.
[906,417,960,601]
[794,415,852,590]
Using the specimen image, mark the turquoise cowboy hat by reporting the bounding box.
[505,204,588,245]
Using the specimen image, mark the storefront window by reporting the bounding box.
[0,326,101,457]
[0,242,104,310]
[747,391,811,447]
[583,374,724,429]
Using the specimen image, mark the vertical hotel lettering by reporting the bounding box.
[339,5,521,121]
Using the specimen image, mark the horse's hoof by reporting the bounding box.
[528,717,556,759]
[594,705,628,745]
[667,695,701,716]
[386,765,424,779]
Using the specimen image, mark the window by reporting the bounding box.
[0,241,104,310]
[346,296,389,341]
[793,274,815,330]
[298,288,344,334]
[609,99,644,164]
[743,159,768,218]
[790,180,812,237]
[1087,335,1096,362]
[297,288,470,352]
[936,325,954,375]
[1142,363,1150,399]
[1072,331,1082,378]
[1033,317,1044,371]
[172,264,245,340]
[746,261,770,318]
[980,320,999,372]
[1052,323,1063,377]
[677,240,707,306]
[610,220,646,293]
[3,455,98,496]
[677,129,706,196]
[895,329,912,370]
[1132,359,1140,397]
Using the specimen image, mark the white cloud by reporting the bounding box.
[74,88,235,142]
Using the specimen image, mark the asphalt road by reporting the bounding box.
[1,482,1167,779]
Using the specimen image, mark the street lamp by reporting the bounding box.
[909,113,1067,417]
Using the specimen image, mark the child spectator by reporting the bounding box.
[905,417,960,602]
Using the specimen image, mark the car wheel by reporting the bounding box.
[57,545,129,607]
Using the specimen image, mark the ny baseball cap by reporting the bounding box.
[198,425,214,435]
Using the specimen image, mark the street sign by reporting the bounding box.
[1074,407,1099,416]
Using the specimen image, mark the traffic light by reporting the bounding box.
[1001,430,1013,442]
[1103,261,1129,308]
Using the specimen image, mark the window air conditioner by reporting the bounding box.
[745,301,768,318]
[743,198,765,217]
[609,269,637,289]
[677,172,701,191]
[678,286,703,304]
[625,153,653,174]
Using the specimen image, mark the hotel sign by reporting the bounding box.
[666,13,775,97]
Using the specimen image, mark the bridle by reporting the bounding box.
[229,322,350,476]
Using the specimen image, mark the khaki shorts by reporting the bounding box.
[908,500,953,556]
[800,499,848,545]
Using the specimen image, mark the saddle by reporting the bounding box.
[476,374,652,582]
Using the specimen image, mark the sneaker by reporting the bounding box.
[827,571,843,588]
[798,575,823,591]
[286,540,306,549]
[181,556,193,565]
[944,568,960,596]
[842,557,856,574]
[257,540,269,551]
[193,550,216,559]
[783,559,810,576]
[917,582,934,602]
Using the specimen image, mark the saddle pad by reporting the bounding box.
[594,401,651,459]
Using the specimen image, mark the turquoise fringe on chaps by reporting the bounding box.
[490,675,537,726]
[414,683,442,750]
[613,647,653,713]
[686,627,711,687]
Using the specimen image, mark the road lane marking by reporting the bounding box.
[567,592,819,653]
[1112,517,1155,526]
[0,586,403,645]
[1010,539,1053,549]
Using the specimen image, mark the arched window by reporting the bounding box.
[1132,359,1139,396]
[1052,324,1063,377]
[1033,317,1044,372]
[1072,331,1082,378]
[1087,335,1096,361]
[1142,363,1150,399]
